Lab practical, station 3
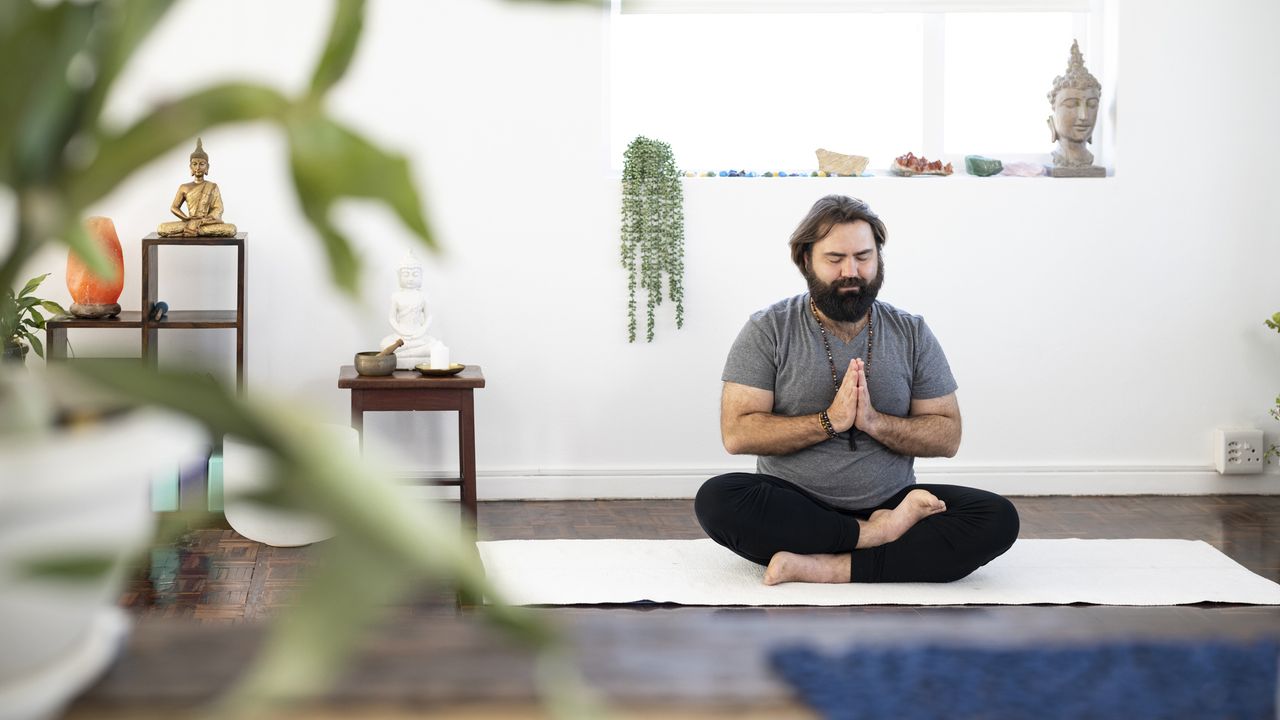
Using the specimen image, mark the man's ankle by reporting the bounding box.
[856,518,885,549]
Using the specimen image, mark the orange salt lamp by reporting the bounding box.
[67,216,125,318]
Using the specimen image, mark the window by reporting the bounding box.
[609,1,1103,173]
[943,12,1085,154]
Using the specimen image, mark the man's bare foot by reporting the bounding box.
[762,491,946,585]
[860,489,946,548]
[763,551,851,585]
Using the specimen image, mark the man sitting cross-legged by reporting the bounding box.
[695,195,1019,585]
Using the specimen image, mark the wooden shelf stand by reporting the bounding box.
[47,232,247,393]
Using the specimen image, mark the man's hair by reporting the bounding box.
[788,195,888,276]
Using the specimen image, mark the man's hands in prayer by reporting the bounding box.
[851,358,882,435]
[825,358,860,433]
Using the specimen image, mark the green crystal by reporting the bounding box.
[965,155,1003,177]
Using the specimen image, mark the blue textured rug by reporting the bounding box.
[769,639,1279,720]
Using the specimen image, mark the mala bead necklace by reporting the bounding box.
[809,296,874,451]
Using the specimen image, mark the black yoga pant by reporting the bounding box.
[694,473,1019,583]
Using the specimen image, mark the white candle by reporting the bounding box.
[430,342,450,370]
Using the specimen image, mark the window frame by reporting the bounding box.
[608,0,1112,174]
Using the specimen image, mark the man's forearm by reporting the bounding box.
[725,412,831,456]
[863,412,960,458]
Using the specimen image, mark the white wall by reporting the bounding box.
[12,0,1280,495]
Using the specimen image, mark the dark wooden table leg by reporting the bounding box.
[47,325,67,360]
[456,390,480,609]
[458,389,477,524]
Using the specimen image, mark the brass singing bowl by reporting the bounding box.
[354,351,396,376]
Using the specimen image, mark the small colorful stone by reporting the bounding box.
[964,155,1003,177]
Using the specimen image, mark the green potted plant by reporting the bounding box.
[1,273,66,364]
[620,135,686,343]
[1,274,66,363]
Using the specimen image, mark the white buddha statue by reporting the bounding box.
[380,250,438,369]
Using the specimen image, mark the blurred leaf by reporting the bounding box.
[0,1,41,183]
[286,110,435,294]
[70,358,561,706]
[538,648,608,720]
[69,360,280,441]
[0,303,15,339]
[2,0,94,186]
[220,535,412,709]
[27,307,43,328]
[64,361,520,614]
[40,300,66,316]
[75,0,177,140]
[62,221,112,286]
[221,462,559,711]
[300,212,360,296]
[309,0,365,98]
[256,408,551,648]
[71,83,290,209]
[18,273,49,297]
[20,554,115,581]
[234,486,297,512]
[153,510,223,547]
[27,332,44,358]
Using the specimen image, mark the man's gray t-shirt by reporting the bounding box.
[721,295,957,510]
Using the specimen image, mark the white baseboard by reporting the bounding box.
[396,465,1280,500]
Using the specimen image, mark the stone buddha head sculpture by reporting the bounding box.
[1047,40,1102,169]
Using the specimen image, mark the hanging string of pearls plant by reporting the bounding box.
[620,136,685,343]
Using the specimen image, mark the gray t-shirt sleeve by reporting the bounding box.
[911,319,958,400]
[721,316,777,391]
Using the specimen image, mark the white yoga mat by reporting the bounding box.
[476,538,1280,606]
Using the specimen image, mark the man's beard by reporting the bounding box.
[806,259,884,323]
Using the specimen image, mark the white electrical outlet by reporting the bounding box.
[1213,428,1265,475]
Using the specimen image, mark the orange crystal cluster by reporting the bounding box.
[891,152,953,176]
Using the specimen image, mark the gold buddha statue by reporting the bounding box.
[157,138,238,237]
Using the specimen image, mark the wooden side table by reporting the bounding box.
[337,365,485,522]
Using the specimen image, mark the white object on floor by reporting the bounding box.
[0,607,126,720]
[221,424,358,547]
[0,405,207,720]
[476,538,1280,606]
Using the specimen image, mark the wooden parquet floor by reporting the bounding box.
[78,495,1280,717]
[120,495,1280,622]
